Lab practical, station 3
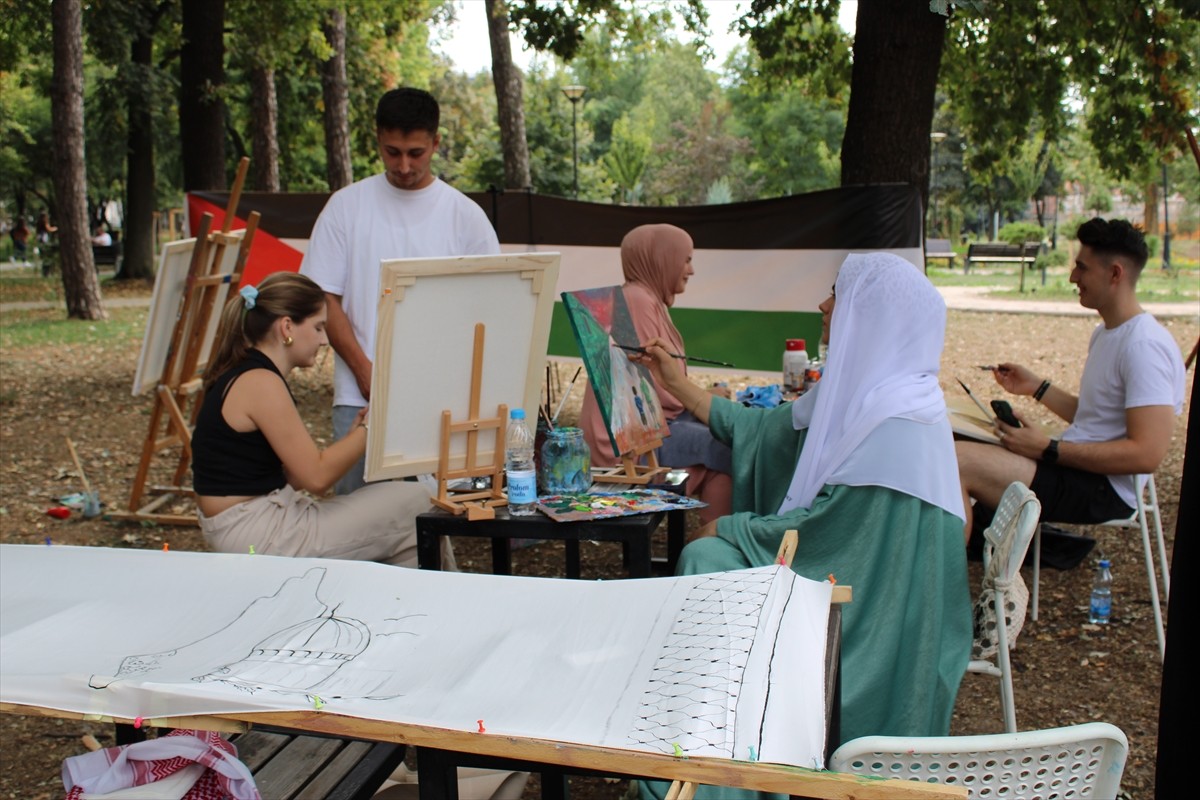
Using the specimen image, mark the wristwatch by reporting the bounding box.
[1042,439,1059,463]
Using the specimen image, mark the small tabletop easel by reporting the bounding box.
[431,323,509,521]
[115,158,258,526]
[591,438,669,485]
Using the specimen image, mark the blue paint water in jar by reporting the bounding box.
[539,427,592,494]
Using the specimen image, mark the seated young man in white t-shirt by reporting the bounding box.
[954,218,1185,539]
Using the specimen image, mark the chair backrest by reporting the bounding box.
[828,722,1128,799]
[983,482,1041,585]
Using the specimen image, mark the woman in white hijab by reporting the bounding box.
[633,252,971,750]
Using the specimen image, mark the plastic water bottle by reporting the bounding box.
[505,408,538,516]
[1088,559,1113,624]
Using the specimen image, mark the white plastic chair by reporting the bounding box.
[829,722,1128,800]
[1030,473,1169,661]
[967,482,1041,733]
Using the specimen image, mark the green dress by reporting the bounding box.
[642,399,971,800]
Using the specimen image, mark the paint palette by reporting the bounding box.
[537,490,706,523]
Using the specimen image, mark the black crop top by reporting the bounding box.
[192,349,293,496]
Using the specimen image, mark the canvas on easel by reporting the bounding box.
[364,253,561,485]
[562,286,670,483]
[114,158,258,525]
[131,235,241,396]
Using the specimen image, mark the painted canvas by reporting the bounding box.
[562,287,669,458]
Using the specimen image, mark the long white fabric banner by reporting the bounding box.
[1,546,832,768]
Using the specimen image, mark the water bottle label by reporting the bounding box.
[507,469,537,504]
[1089,594,1111,622]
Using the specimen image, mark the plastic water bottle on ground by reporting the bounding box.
[505,408,538,516]
[1089,559,1112,624]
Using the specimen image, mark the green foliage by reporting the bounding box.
[725,43,845,197]
[602,115,650,203]
[1034,249,1068,270]
[997,221,1045,246]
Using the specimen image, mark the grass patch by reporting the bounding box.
[0,306,148,349]
[0,274,63,303]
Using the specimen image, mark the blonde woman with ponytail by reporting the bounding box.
[192,272,449,567]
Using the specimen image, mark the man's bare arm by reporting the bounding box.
[994,362,1078,422]
[996,404,1175,475]
[324,293,372,400]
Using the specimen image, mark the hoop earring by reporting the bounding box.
[284,336,294,347]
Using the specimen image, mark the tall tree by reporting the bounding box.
[50,0,104,319]
[484,0,531,188]
[248,64,279,191]
[180,0,226,190]
[320,6,352,190]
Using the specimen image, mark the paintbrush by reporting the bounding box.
[956,378,995,421]
[551,366,584,426]
[615,343,735,369]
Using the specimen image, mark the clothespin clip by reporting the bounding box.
[672,742,684,758]
[827,573,836,584]
[477,719,486,733]
[249,545,256,555]
[313,695,325,711]
[133,716,144,729]
[162,542,169,552]
[45,537,52,546]
[748,746,758,762]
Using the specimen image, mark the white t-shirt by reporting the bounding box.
[300,174,500,406]
[1062,312,1185,508]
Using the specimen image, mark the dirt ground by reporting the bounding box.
[0,288,1195,799]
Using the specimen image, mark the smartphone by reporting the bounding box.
[991,400,1022,428]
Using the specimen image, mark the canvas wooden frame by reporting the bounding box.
[364,252,561,482]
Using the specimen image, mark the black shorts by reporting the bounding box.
[1029,462,1135,524]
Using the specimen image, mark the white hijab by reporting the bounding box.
[778,252,965,520]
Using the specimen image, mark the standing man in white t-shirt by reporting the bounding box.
[956,218,1185,538]
[301,88,501,494]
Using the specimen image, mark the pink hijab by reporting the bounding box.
[579,224,693,464]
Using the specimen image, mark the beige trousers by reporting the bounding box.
[199,482,455,569]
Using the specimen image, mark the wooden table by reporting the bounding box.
[416,505,687,578]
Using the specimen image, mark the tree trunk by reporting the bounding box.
[50,0,104,320]
[250,65,280,191]
[485,0,531,189]
[320,7,353,191]
[841,0,946,212]
[120,18,156,281]
[1144,180,1159,237]
[180,0,226,191]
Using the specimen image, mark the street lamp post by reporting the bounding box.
[929,131,947,238]
[561,84,586,199]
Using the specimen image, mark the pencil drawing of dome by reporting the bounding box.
[197,608,371,691]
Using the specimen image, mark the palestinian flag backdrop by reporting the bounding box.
[187,184,922,373]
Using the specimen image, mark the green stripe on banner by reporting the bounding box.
[547,303,822,373]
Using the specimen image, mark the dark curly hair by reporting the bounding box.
[1076,217,1149,274]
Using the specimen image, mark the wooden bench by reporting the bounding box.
[964,242,1039,274]
[92,243,122,272]
[233,728,405,800]
[925,238,956,269]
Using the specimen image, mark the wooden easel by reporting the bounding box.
[431,323,509,520]
[115,159,258,526]
[591,438,669,485]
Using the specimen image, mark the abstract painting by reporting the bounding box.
[562,287,669,458]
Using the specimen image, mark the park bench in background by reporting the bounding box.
[92,242,122,273]
[964,242,1039,275]
[924,238,956,269]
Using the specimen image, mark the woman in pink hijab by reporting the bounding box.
[578,224,732,522]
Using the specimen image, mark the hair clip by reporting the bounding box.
[239,284,258,310]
